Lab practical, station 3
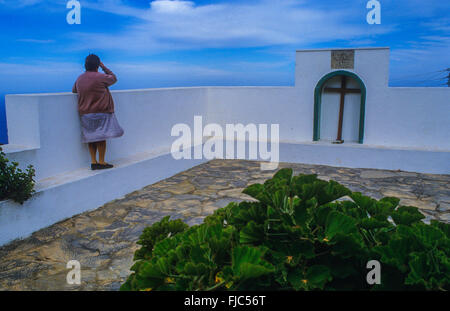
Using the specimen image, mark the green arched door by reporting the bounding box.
[313,70,366,144]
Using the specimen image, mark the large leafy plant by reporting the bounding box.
[121,169,449,291]
[0,147,35,204]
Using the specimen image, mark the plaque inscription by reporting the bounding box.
[331,50,355,69]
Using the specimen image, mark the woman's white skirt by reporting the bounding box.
[80,112,124,143]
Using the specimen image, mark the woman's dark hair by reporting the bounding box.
[85,54,100,71]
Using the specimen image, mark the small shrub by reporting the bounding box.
[121,168,449,291]
[0,147,36,204]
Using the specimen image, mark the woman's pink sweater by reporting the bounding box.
[72,66,117,115]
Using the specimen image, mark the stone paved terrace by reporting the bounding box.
[0,159,449,291]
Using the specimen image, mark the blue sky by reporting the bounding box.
[0,0,449,143]
[0,0,449,94]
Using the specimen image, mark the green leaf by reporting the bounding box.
[379,197,400,209]
[291,174,319,199]
[329,233,365,259]
[140,261,166,280]
[184,262,209,276]
[230,202,267,228]
[392,206,425,226]
[135,216,188,260]
[231,246,274,281]
[272,168,293,183]
[431,220,450,239]
[240,221,265,244]
[329,261,358,279]
[313,203,333,227]
[287,269,306,290]
[317,180,352,205]
[242,183,265,201]
[305,265,333,289]
[350,192,376,213]
[405,252,428,287]
[360,217,391,230]
[294,198,316,227]
[412,222,445,248]
[189,245,210,265]
[374,237,412,273]
[283,239,316,260]
[325,211,358,240]
[337,200,367,220]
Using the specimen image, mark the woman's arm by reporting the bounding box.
[99,62,117,86]
[72,81,77,93]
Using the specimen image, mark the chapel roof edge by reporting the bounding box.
[295,47,390,52]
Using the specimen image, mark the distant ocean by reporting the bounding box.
[0,94,8,144]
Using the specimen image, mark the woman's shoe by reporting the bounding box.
[97,163,114,170]
[91,163,101,170]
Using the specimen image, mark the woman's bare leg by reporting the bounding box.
[88,142,98,164]
[97,140,107,164]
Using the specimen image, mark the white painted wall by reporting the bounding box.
[205,87,303,141]
[365,87,450,149]
[5,88,208,180]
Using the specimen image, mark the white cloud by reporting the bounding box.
[150,0,194,14]
[16,39,55,43]
[113,61,229,77]
[68,0,393,53]
[0,0,46,8]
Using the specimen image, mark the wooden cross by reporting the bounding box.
[323,76,361,144]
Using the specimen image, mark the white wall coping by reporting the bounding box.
[0,144,175,207]
[279,140,450,152]
[4,86,296,97]
[386,86,450,90]
[34,145,174,192]
[5,84,448,99]
[296,47,390,52]
[1,144,38,154]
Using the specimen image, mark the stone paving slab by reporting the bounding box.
[0,160,449,291]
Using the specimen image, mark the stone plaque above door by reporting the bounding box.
[331,50,355,69]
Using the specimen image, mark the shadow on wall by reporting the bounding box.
[0,96,8,144]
